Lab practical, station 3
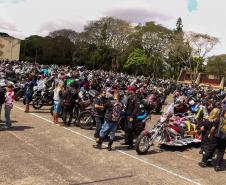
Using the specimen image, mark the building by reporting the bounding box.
[0,33,21,61]
[195,73,225,89]
[177,69,225,89]
[177,69,194,84]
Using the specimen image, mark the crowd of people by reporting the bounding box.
[0,60,226,171]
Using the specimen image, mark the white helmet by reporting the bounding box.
[189,100,195,106]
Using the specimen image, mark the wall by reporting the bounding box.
[0,36,21,60]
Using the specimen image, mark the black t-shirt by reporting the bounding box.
[125,95,139,117]
[94,97,105,117]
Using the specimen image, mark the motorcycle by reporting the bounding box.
[32,88,54,109]
[135,104,201,155]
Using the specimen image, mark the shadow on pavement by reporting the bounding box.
[71,174,133,185]
[11,120,18,123]
[160,143,201,152]
[30,111,50,114]
[114,145,161,154]
[0,125,33,131]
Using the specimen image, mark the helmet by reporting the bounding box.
[66,79,75,87]
[189,100,195,106]
[127,85,136,93]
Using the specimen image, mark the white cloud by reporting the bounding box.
[0,0,225,55]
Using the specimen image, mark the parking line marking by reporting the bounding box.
[15,105,201,185]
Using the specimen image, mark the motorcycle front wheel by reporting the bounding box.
[135,131,153,155]
[32,98,43,109]
[78,111,95,130]
[15,90,23,101]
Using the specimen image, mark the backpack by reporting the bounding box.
[111,101,123,122]
[64,88,77,106]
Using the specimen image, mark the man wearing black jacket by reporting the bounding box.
[124,86,139,149]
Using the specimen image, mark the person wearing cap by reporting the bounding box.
[124,85,139,149]
[5,84,14,129]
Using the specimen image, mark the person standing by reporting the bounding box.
[24,83,33,113]
[53,82,63,124]
[93,90,106,138]
[199,108,220,154]
[94,92,123,151]
[124,86,139,149]
[0,86,5,122]
[62,81,77,126]
[199,109,226,171]
[5,84,14,129]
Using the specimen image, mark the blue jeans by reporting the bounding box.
[5,105,12,128]
[53,102,61,114]
[99,120,118,140]
[94,116,103,136]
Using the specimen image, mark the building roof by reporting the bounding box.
[0,32,20,41]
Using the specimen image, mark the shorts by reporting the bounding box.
[53,103,61,114]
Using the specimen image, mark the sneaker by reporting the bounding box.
[127,145,133,150]
[108,145,112,151]
[214,166,222,172]
[93,144,102,150]
[198,162,207,168]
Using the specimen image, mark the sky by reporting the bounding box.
[0,0,225,56]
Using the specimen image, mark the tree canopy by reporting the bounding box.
[19,17,220,78]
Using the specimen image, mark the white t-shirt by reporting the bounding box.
[5,91,14,107]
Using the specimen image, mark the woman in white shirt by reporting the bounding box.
[52,81,64,124]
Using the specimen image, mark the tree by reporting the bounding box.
[138,22,172,77]
[185,32,219,74]
[49,29,78,43]
[124,49,147,75]
[82,17,132,71]
[20,35,74,65]
[206,56,226,76]
[176,17,183,33]
[167,18,193,79]
[0,43,4,57]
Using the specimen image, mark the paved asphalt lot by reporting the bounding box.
[0,99,226,185]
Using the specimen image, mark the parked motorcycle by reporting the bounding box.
[33,88,54,109]
[135,105,201,155]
